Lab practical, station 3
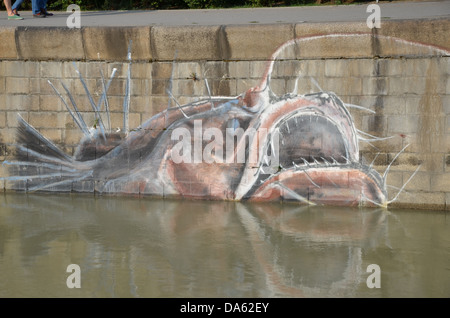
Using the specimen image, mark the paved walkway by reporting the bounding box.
[0,1,448,27]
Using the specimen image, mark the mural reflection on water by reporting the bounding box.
[1,193,448,298]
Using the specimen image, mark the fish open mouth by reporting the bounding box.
[236,91,388,207]
[276,112,349,167]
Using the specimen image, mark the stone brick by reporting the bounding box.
[173,79,194,97]
[5,94,39,112]
[17,27,85,60]
[0,27,17,59]
[447,115,450,134]
[30,78,40,95]
[66,95,93,113]
[392,191,445,210]
[404,58,429,77]
[128,96,151,114]
[84,62,109,79]
[40,61,63,78]
[228,61,250,79]
[387,115,419,134]
[130,79,149,97]
[403,171,430,192]
[0,112,6,127]
[430,173,450,192]
[441,95,450,115]
[110,112,140,131]
[272,60,304,78]
[376,59,401,77]
[298,28,373,59]
[6,77,30,95]
[72,78,101,96]
[422,153,446,173]
[226,24,294,60]
[304,60,325,77]
[385,152,425,173]
[387,77,407,95]
[38,129,62,143]
[63,62,87,78]
[151,62,173,79]
[444,137,450,155]
[385,171,403,198]
[236,79,259,94]
[446,79,450,97]
[131,63,152,79]
[4,61,40,78]
[175,62,202,80]
[0,127,17,144]
[0,77,4,95]
[268,78,286,96]
[362,77,389,96]
[325,59,349,78]
[207,78,234,96]
[38,78,60,95]
[83,27,152,61]
[149,96,170,115]
[152,25,221,61]
[401,133,428,154]
[6,112,28,128]
[63,128,83,146]
[360,133,404,155]
[39,95,62,111]
[430,133,447,153]
[105,78,126,97]
[382,96,406,115]
[294,21,371,54]
[405,96,423,114]
[362,115,387,133]
[103,96,125,113]
[324,77,362,96]
[348,59,373,78]
[28,112,68,129]
[72,180,95,193]
[249,60,269,79]
[403,76,427,95]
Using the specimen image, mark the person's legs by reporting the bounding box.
[32,0,45,16]
[4,0,23,19]
[31,0,40,14]
[39,0,52,16]
[11,0,23,11]
[3,0,13,15]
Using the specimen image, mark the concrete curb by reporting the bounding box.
[1,19,448,62]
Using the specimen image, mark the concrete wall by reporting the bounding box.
[0,19,449,210]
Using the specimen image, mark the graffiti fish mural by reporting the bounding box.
[4,34,441,207]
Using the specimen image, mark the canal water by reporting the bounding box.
[0,192,448,298]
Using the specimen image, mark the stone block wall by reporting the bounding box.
[0,20,449,209]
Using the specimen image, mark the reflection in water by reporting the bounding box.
[0,193,448,298]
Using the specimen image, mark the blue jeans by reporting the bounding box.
[12,0,47,14]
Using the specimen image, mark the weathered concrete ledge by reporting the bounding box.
[0,19,449,62]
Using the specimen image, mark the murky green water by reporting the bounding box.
[0,192,448,298]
